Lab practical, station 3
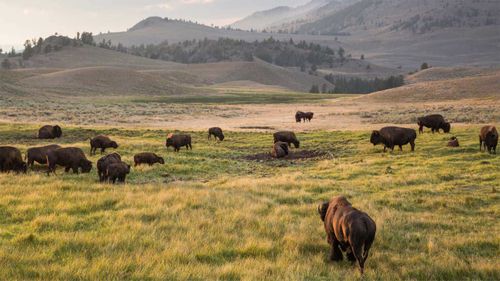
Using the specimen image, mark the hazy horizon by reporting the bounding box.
[0,0,310,49]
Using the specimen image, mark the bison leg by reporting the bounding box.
[399,145,403,151]
[410,140,415,151]
[418,125,423,134]
[330,240,343,262]
[100,147,105,154]
[64,166,71,173]
[351,244,365,274]
[72,165,79,174]
[189,143,192,150]
[346,247,356,263]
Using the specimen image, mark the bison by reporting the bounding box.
[90,135,118,155]
[271,142,289,158]
[303,112,314,122]
[166,134,192,152]
[38,125,62,139]
[47,147,92,175]
[134,153,165,166]
[417,114,450,134]
[447,136,459,147]
[0,146,27,173]
[479,126,498,154]
[370,126,416,152]
[208,127,225,141]
[106,162,131,184]
[273,131,300,148]
[295,111,305,123]
[26,144,62,168]
[318,196,376,274]
[97,153,122,182]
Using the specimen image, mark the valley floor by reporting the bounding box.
[0,123,498,280]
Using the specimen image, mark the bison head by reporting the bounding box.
[317,201,329,222]
[166,138,173,148]
[293,140,300,148]
[219,133,225,141]
[157,156,165,164]
[52,125,62,138]
[370,131,382,145]
[125,164,131,174]
[487,130,498,141]
[110,141,119,149]
[442,122,451,133]
[14,162,28,174]
[80,159,93,173]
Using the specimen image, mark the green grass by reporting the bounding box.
[0,123,498,280]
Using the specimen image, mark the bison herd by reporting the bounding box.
[0,113,497,274]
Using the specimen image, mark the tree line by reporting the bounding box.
[322,74,405,94]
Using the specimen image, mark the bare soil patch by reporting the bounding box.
[243,149,330,161]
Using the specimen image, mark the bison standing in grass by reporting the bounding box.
[208,127,225,141]
[303,112,314,122]
[0,146,27,173]
[26,144,62,168]
[274,131,300,148]
[271,142,289,158]
[370,126,416,152]
[417,114,450,134]
[38,125,62,139]
[295,111,305,123]
[479,126,498,154]
[134,153,164,166]
[47,147,92,175]
[318,196,376,274]
[97,153,122,182]
[166,134,192,152]
[106,162,131,184]
[90,135,118,155]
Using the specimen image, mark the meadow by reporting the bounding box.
[0,123,498,280]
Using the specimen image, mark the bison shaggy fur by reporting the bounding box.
[134,153,164,166]
[271,142,289,158]
[38,125,62,139]
[273,131,300,148]
[417,114,450,134]
[106,162,131,184]
[479,126,498,154]
[26,144,61,168]
[90,135,118,155]
[97,153,122,182]
[447,137,459,147]
[370,126,416,152]
[208,127,225,141]
[0,146,27,173]
[47,147,92,175]
[166,134,192,152]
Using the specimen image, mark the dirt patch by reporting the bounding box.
[239,126,276,130]
[244,149,331,161]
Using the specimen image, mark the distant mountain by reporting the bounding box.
[230,0,332,31]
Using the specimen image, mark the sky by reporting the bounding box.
[0,0,310,50]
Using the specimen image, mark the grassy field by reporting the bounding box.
[0,123,498,280]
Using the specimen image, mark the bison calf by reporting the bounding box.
[97,153,122,182]
[271,142,289,158]
[318,196,376,274]
[47,147,92,175]
[480,126,498,154]
[274,131,300,148]
[208,127,225,141]
[134,153,164,166]
[166,134,192,152]
[0,146,27,173]
[447,137,459,147]
[417,114,450,134]
[107,162,131,184]
[90,135,118,155]
[370,126,416,152]
[26,144,62,168]
[38,125,62,139]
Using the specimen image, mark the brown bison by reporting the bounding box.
[97,153,122,182]
[417,114,450,134]
[38,125,62,139]
[208,127,225,141]
[166,134,192,152]
[318,196,376,274]
[106,162,131,184]
[370,126,416,152]
[26,144,62,168]
[447,136,459,147]
[295,111,305,123]
[47,147,92,175]
[271,142,289,158]
[90,135,118,155]
[273,131,300,148]
[479,126,498,154]
[0,146,27,173]
[303,112,314,122]
[134,153,165,166]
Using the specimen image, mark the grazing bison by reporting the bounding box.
[90,135,118,155]
[318,196,376,274]
[134,153,164,166]
[106,162,131,184]
[295,111,305,123]
[166,134,192,152]
[370,126,417,152]
[273,131,300,148]
[97,153,122,182]
[271,142,289,158]
[417,114,450,134]
[0,146,27,173]
[479,126,498,154]
[26,144,62,168]
[208,127,225,141]
[38,125,62,139]
[303,112,314,122]
[447,136,459,147]
[47,147,92,175]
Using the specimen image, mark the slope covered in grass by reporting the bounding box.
[0,123,498,280]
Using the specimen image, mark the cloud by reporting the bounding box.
[181,0,215,4]
[144,3,172,11]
